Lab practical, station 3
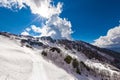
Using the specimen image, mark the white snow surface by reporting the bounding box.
[0,35,75,80]
[0,34,120,80]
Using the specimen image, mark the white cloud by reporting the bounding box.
[29,25,56,37]
[44,15,73,39]
[0,0,73,40]
[21,31,29,36]
[0,0,24,10]
[25,15,73,40]
[25,0,62,18]
[93,26,120,48]
[0,0,62,18]
[26,28,31,32]
[31,25,41,33]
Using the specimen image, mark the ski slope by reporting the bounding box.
[0,35,75,80]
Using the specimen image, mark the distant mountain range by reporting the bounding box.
[108,47,120,53]
[0,31,120,80]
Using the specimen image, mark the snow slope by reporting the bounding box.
[0,32,120,80]
[0,35,75,80]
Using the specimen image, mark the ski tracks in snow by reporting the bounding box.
[26,49,48,80]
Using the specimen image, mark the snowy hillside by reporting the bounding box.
[0,32,120,80]
[0,34,75,80]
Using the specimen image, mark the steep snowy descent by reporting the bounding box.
[0,32,120,80]
[0,35,75,80]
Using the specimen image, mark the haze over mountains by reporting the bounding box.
[106,47,120,53]
[0,32,120,80]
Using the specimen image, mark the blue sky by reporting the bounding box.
[0,0,120,43]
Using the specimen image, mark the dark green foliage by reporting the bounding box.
[42,51,47,56]
[64,55,72,64]
[50,47,61,53]
[26,44,32,49]
[30,41,43,46]
[77,48,81,52]
[21,39,28,43]
[80,61,86,67]
[80,61,90,71]
[72,59,79,68]
[76,67,81,75]
[72,58,81,75]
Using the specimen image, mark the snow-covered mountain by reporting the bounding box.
[0,32,120,80]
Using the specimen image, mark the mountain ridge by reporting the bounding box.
[0,31,120,80]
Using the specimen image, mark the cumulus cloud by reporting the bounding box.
[24,15,73,40]
[0,0,62,18]
[93,26,120,48]
[0,0,24,9]
[0,0,73,40]
[44,15,73,39]
[21,31,29,36]
[30,25,56,37]
[22,0,62,18]
[26,28,31,32]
